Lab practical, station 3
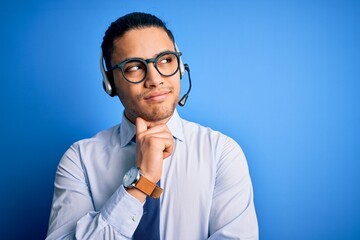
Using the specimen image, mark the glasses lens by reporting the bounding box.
[122,60,147,83]
[156,53,179,76]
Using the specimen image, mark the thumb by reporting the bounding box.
[136,117,150,136]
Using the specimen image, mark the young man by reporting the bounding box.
[46,12,258,239]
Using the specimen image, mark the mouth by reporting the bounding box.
[143,89,171,102]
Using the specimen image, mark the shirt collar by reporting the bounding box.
[119,109,184,147]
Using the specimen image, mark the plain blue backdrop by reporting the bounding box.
[1,0,359,239]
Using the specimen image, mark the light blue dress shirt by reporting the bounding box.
[46,110,258,239]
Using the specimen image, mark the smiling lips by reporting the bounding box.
[143,89,171,102]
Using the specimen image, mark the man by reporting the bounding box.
[46,12,258,239]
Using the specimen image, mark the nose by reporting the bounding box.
[144,63,163,88]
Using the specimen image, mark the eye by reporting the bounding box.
[124,62,145,73]
[126,66,140,72]
[158,55,174,65]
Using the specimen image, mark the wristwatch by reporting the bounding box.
[123,166,163,199]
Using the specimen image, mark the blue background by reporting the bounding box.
[1,0,359,239]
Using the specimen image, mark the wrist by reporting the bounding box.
[126,188,147,203]
[137,167,160,183]
[123,166,163,199]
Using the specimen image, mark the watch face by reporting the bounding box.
[123,167,139,188]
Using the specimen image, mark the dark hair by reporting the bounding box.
[101,12,175,70]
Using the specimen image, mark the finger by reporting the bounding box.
[137,125,172,145]
[163,137,174,159]
[138,124,172,136]
[138,132,174,157]
[140,127,172,138]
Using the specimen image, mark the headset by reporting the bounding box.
[100,44,192,106]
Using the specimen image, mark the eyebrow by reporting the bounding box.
[115,49,174,65]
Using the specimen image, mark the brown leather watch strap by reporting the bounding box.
[150,185,163,199]
[135,176,163,199]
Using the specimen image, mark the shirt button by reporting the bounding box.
[131,215,138,222]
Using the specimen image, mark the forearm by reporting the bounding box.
[46,147,143,239]
[75,186,143,240]
[47,179,143,239]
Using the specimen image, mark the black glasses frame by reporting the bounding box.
[109,51,182,84]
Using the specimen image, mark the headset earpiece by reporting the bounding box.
[100,52,116,97]
[175,43,185,78]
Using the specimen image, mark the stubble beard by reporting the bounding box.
[140,102,177,122]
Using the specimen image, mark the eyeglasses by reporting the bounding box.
[109,51,182,84]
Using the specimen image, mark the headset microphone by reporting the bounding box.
[178,63,192,107]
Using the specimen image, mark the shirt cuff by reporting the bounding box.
[101,185,143,238]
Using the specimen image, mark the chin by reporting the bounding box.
[144,109,174,122]
[140,103,177,122]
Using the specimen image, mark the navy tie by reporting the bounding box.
[132,182,160,240]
